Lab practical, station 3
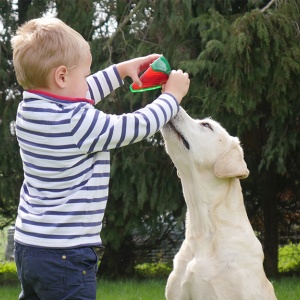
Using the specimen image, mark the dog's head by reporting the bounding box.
[161,108,249,180]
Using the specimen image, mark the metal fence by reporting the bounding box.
[2,226,300,271]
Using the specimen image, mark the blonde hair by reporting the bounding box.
[11,17,90,90]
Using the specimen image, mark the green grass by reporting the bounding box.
[273,277,300,300]
[0,279,165,300]
[0,277,299,300]
[97,279,166,300]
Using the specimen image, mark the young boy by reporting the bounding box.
[11,17,189,299]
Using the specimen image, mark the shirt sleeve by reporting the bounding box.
[70,93,179,153]
[86,65,123,104]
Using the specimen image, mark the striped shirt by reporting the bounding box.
[14,65,179,248]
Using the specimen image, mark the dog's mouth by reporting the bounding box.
[168,121,190,150]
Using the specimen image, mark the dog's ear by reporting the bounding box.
[214,144,249,179]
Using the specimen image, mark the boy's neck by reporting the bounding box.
[26,89,94,105]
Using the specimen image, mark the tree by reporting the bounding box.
[177,0,300,276]
[1,0,299,278]
[0,0,24,229]
[0,0,185,278]
[100,0,300,276]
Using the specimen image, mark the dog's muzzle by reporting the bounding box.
[168,122,190,150]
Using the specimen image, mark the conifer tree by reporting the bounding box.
[1,0,299,277]
[0,0,27,229]
[102,0,300,276]
[179,0,300,276]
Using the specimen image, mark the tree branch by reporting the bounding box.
[103,1,144,50]
[261,0,277,13]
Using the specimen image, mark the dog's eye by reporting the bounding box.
[201,122,213,131]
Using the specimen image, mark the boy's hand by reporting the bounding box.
[164,70,190,104]
[116,54,162,86]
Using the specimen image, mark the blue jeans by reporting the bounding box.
[14,242,99,300]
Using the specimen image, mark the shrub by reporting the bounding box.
[135,262,172,279]
[0,262,18,285]
[278,242,300,274]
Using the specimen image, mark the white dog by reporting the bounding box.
[161,108,277,300]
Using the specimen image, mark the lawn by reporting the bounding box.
[1,227,300,299]
[272,276,300,300]
[0,280,164,300]
[0,277,299,300]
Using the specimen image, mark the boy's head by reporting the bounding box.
[11,17,90,90]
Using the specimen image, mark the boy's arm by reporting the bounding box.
[85,54,170,105]
[78,55,189,153]
[85,55,161,104]
[70,93,179,154]
[86,65,123,104]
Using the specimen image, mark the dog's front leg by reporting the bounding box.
[166,239,193,300]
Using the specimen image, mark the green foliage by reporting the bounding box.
[135,262,172,279]
[0,0,24,229]
[56,0,95,40]
[1,0,300,278]
[183,5,300,174]
[279,243,300,273]
[0,262,18,285]
[176,2,300,276]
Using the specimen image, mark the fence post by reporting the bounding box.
[5,226,15,261]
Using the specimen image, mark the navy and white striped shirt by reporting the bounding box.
[14,65,179,248]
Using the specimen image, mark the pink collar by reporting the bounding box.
[27,89,95,105]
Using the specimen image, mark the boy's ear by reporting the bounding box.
[54,65,68,88]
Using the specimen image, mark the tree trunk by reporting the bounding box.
[18,0,32,25]
[97,235,135,279]
[261,169,279,277]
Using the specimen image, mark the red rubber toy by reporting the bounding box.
[130,56,171,92]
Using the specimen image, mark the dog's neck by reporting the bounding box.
[179,167,249,239]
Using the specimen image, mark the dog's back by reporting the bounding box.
[161,108,277,300]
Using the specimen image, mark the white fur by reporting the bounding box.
[161,108,277,300]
